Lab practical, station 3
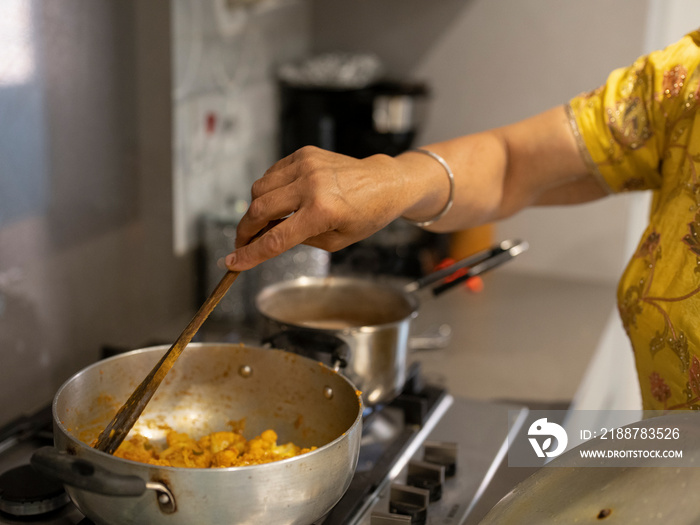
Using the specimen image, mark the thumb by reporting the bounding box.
[225,245,258,271]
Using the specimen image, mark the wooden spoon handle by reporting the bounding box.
[93,270,241,454]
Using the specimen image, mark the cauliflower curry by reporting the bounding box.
[113,423,316,468]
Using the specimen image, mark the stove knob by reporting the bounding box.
[388,483,430,525]
[423,440,458,477]
[406,460,445,502]
[370,511,412,524]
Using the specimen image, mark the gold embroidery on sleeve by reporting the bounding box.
[564,103,613,195]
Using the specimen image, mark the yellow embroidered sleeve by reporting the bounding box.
[567,30,700,194]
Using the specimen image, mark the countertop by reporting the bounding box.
[408,270,618,404]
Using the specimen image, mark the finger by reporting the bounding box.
[226,212,323,271]
[234,188,301,248]
[251,162,298,200]
[251,147,318,199]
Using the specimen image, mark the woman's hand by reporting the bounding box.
[225,146,433,271]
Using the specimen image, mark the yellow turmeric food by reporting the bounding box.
[113,426,316,468]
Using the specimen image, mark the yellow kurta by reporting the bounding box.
[568,30,700,410]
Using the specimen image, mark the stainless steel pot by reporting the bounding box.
[31,343,363,525]
[256,240,528,407]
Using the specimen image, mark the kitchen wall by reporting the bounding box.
[0,0,190,427]
[311,0,651,284]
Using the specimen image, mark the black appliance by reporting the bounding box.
[280,80,429,159]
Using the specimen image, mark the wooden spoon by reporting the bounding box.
[93,269,240,454]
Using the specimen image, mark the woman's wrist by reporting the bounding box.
[402,149,454,227]
[394,148,454,227]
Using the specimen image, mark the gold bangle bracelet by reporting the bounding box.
[402,148,455,227]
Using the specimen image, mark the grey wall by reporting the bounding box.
[311,0,651,283]
[0,0,192,426]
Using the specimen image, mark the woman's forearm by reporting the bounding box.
[399,105,604,232]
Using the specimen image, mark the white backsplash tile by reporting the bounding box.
[172,0,310,254]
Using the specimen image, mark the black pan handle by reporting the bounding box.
[264,329,350,370]
[403,239,528,297]
[32,447,177,513]
[32,447,147,497]
[432,240,528,296]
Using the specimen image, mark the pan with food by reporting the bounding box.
[32,343,362,525]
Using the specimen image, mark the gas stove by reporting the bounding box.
[0,407,86,525]
[0,368,526,525]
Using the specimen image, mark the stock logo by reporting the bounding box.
[528,418,568,458]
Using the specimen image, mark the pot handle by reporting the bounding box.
[31,447,177,513]
[403,239,528,296]
[263,329,350,370]
[32,446,147,496]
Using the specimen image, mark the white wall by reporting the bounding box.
[312,0,651,283]
[646,0,700,53]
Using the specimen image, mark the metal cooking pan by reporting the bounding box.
[479,411,700,524]
[31,343,363,525]
[256,239,528,406]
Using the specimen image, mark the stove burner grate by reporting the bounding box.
[320,382,448,524]
[0,464,70,517]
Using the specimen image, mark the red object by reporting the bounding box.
[434,258,484,293]
[205,112,217,134]
[465,276,484,293]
